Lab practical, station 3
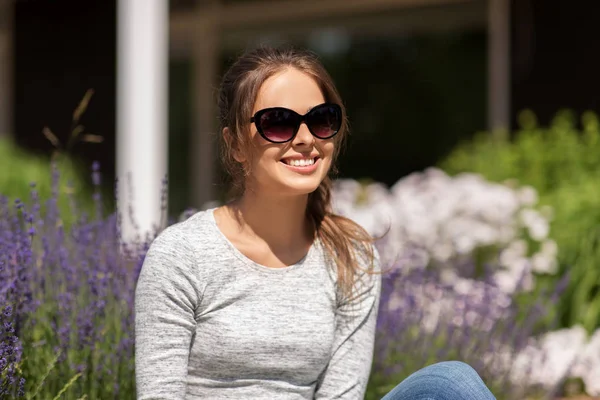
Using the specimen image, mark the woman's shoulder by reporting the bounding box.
[148,208,219,257]
[140,208,224,285]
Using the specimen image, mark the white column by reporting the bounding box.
[116,0,169,243]
[488,0,511,138]
[0,0,13,138]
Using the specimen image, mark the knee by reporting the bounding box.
[403,361,494,399]
[428,361,481,381]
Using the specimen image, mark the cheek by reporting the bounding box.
[319,144,335,173]
[247,134,273,166]
[254,147,281,174]
[322,141,335,159]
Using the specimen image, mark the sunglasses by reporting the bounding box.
[250,103,342,143]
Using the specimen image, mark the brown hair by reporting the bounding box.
[217,45,381,302]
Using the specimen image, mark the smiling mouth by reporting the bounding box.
[280,157,319,167]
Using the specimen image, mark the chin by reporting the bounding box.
[273,160,330,195]
[280,178,323,196]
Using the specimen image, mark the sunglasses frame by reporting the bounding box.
[250,103,342,144]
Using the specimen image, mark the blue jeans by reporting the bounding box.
[381,361,496,400]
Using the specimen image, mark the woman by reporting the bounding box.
[135,46,496,400]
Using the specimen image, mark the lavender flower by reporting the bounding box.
[0,162,157,398]
[0,304,25,397]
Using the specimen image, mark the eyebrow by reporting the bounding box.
[306,103,323,113]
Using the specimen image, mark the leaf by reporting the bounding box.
[73,89,94,123]
[70,125,85,140]
[27,351,59,399]
[81,134,104,143]
[42,127,61,149]
[51,372,82,400]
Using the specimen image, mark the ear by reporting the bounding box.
[223,127,246,163]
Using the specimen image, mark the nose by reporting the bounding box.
[292,122,314,147]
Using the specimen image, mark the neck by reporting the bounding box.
[229,190,312,250]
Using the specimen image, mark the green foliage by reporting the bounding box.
[440,109,600,332]
[0,89,105,225]
[7,174,136,399]
[0,138,89,207]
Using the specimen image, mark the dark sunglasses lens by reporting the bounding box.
[259,109,297,142]
[307,105,341,139]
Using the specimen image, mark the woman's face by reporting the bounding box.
[242,67,335,197]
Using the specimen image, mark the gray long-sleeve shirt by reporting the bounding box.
[135,208,381,399]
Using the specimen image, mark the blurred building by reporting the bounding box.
[0,0,599,222]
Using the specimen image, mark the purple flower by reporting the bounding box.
[0,162,160,398]
[17,378,25,397]
[92,161,101,185]
[374,257,568,397]
[0,304,25,397]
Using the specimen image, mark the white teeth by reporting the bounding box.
[286,158,315,167]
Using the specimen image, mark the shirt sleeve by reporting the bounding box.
[135,227,201,400]
[314,248,382,400]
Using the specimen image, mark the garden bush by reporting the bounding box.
[0,90,102,226]
[329,171,600,398]
[0,139,93,223]
[440,110,600,333]
[1,162,148,399]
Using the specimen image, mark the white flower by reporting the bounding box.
[453,277,477,295]
[431,243,454,263]
[454,235,476,254]
[493,260,534,294]
[531,252,558,274]
[572,328,600,396]
[499,240,528,267]
[330,169,555,296]
[493,270,520,293]
[518,185,539,206]
[510,326,588,389]
[529,220,550,241]
[498,326,600,396]
[540,239,558,257]
[520,209,550,241]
